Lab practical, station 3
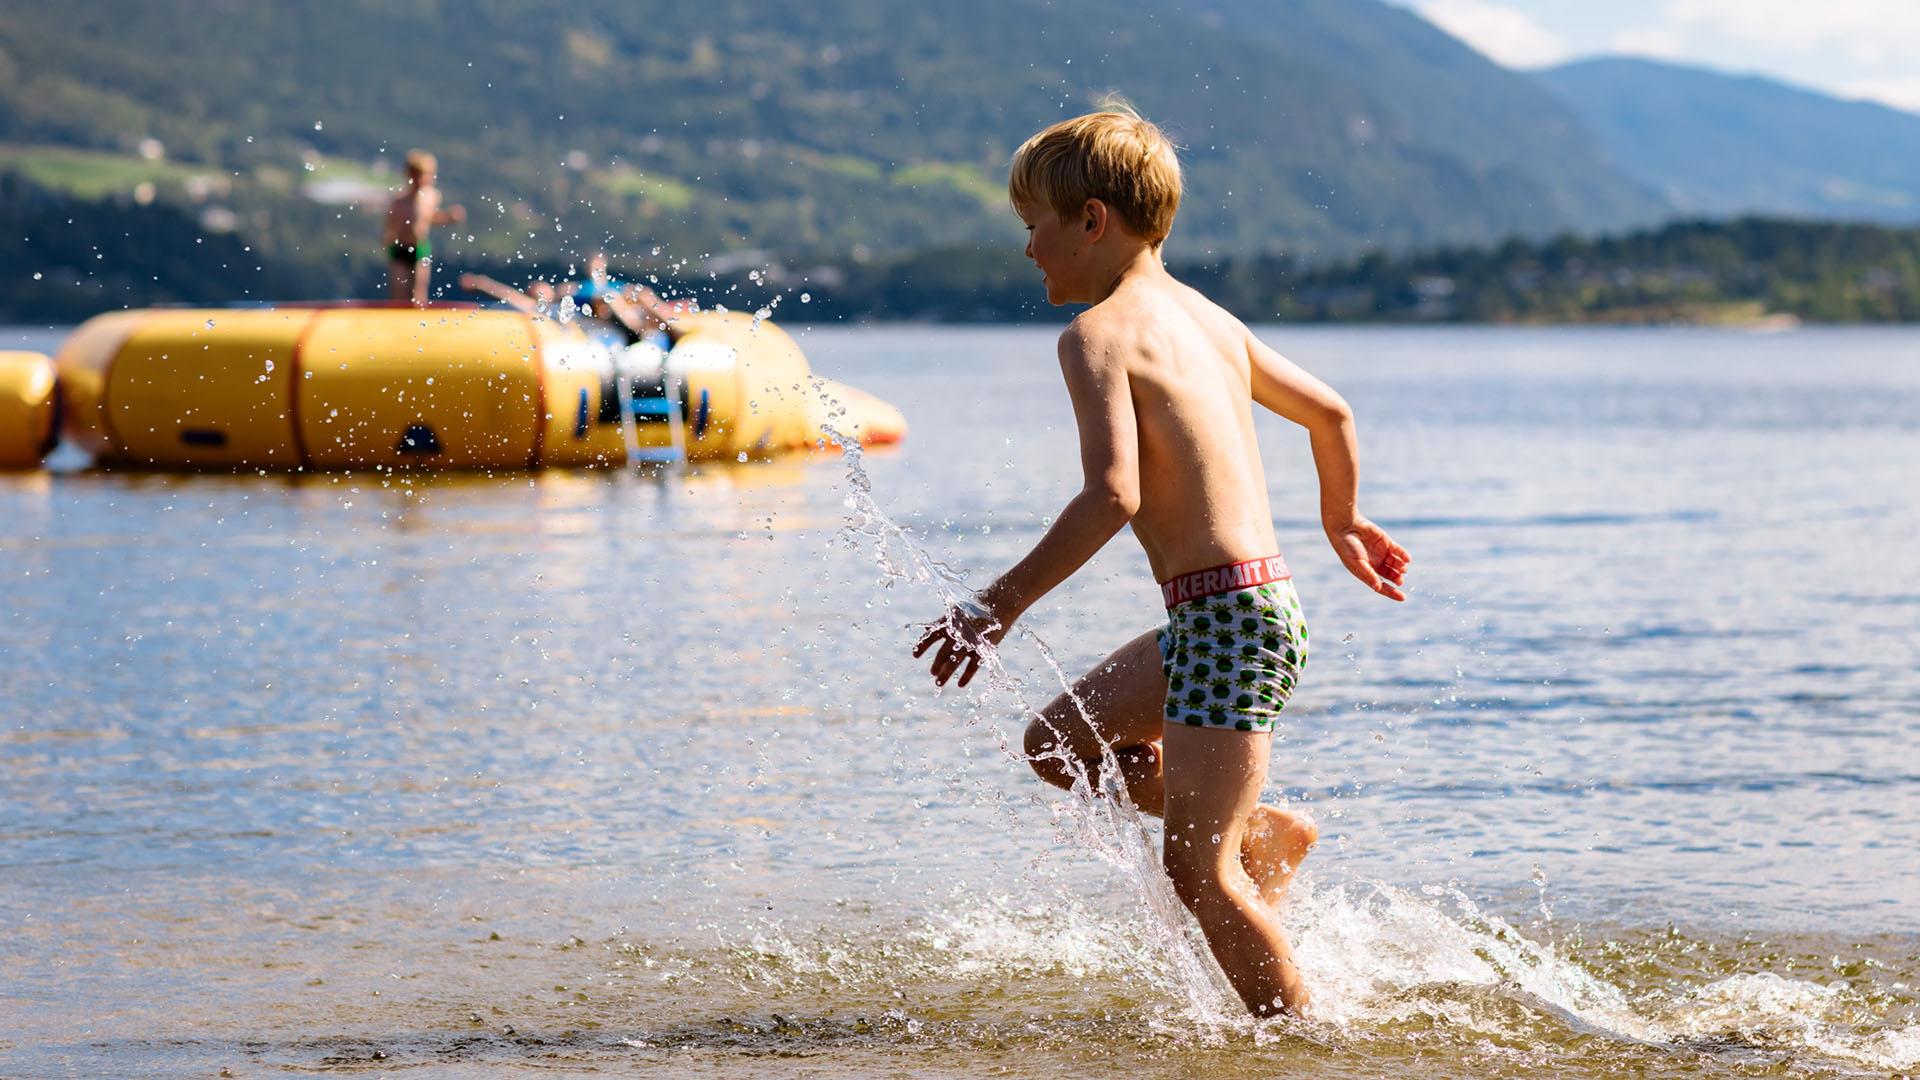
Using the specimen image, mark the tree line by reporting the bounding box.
[8,172,1920,326]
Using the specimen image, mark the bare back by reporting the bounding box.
[385,185,440,247]
[1076,275,1275,581]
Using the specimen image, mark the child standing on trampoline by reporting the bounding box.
[384,150,465,306]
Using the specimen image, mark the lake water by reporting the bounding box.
[2,323,1917,1077]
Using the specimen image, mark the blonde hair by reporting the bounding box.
[405,150,437,180]
[1009,105,1181,247]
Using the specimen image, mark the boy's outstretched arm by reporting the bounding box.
[458,273,538,314]
[1246,332,1410,601]
[916,326,1141,687]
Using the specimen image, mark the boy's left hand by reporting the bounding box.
[1328,516,1410,601]
[913,598,1008,689]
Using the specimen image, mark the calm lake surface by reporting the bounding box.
[2,323,1917,1077]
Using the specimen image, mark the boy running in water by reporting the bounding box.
[914,109,1409,1017]
[384,150,465,306]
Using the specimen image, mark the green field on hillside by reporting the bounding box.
[0,145,220,199]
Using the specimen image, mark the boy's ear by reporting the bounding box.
[1082,198,1109,243]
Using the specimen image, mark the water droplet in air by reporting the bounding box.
[800,292,812,303]
[314,120,324,131]
[205,318,216,329]
[1210,833,1222,845]
[263,359,275,372]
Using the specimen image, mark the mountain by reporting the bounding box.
[1537,57,1920,223]
[0,0,1665,270]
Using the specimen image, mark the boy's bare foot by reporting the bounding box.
[1240,805,1318,907]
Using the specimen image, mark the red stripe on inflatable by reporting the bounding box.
[92,317,148,463]
[524,314,546,469]
[285,310,324,470]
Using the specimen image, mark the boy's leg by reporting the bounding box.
[1160,722,1309,1017]
[1024,632,1317,902]
[1024,630,1168,809]
[412,258,433,306]
[388,259,414,303]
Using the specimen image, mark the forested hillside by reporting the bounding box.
[0,0,1662,273]
[12,172,1917,326]
[1539,58,1920,224]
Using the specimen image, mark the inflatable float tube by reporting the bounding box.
[30,304,902,471]
[0,350,60,469]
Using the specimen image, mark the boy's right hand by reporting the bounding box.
[1327,516,1410,601]
[913,597,1009,689]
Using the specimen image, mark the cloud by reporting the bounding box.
[1609,26,1687,60]
[1841,76,1920,114]
[1625,0,1920,66]
[1413,0,1573,68]
[1603,0,1920,113]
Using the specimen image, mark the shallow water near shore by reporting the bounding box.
[3,323,1918,1077]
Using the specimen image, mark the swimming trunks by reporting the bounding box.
[1157,555,1308,733]
[387,240,431,264]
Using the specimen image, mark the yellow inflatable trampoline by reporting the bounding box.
[34,304,903,471]
[0,350,60,469]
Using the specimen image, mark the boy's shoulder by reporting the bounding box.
[1055,308,1121,372]
[1062,276,1248,361]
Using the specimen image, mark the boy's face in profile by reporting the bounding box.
[1017,200,1088,306]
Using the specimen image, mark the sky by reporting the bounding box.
[1398,0,1920,114]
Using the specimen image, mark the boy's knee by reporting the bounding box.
[1163,836,1234,911]
[1023,715,1069,781]
[1023,715,1058,760]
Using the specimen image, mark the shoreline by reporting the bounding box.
[15,309,1908,340]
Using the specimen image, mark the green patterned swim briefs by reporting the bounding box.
[1157,575,1308,734]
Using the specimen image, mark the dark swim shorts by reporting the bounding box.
[387,240,431,264]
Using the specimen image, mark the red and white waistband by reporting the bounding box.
[1160,554,1291,608]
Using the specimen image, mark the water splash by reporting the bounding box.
[1656,973,1920,1071]
[703,881,1920,1071]
[1293,879,1652,1038]
[821,434,1920,1071]
[830,429,1272,1029]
